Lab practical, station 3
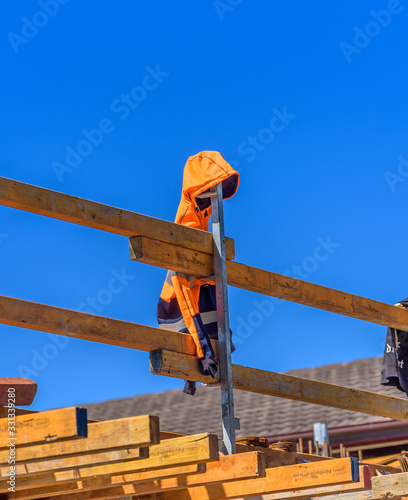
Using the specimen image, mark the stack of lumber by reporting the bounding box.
[0,406,402,500]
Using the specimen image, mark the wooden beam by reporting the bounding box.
[0,176,234,259]
[0,295,197,356]
[0,433,218,492]
[162,458,362,500]
[130,236,214,277]
[0,446,149,477]
[293,453,401,476]
[0,406,87,448]
[32,452,265,500]
[131,236,408,331]
[9,465,204,500]
[150,350,408,421]
[314,472,408,500]
[0,415,158,464]
[0,378,37,406]
[233,465,372,500]
[0,407,36,418]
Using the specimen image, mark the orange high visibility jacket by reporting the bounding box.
[157,151,239,359]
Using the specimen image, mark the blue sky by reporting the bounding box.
[1,1,407,411]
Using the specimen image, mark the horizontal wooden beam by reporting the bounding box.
[0,176,234,258]
[0,295,197,356]
[236,465,372,500]
[131,236,408,331]
[0,378,37,406]
[162,458,362,500]
[150,350,408,422]
[293,453,400,476]
[0,406,87,448]
[9,465,204,500]
[0,446,149,478]
[316,472,408,500]
[0,407,36,418]
[0,433,218,492]
[0,415,158,464]
[34,452,264,500]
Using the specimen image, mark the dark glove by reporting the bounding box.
[183,380,196,396]
[198,356,218,378]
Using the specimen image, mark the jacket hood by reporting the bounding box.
[175,151,239,228]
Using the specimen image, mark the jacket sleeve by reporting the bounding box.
[171,273,215,359]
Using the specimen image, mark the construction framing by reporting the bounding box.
[2,175,408,499]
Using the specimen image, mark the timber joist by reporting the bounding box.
[150,349,408,422]
[130,236,408,332]
[0,407,87,448]
[0,176,235,259]
[0,294,199,356]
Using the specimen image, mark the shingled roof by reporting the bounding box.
[84,357,403,438]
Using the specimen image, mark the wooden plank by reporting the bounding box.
[0,295,197,356]
[312,472,408,500]
[8,465,204,500]
[160,434,297,468]
[0,433,218,492]
[33,452,264,500]
[0,378,37,406]
[150,350,408,422]
[130,236,214,277]
[294,452,401,476]
[0,407,37,418]
[162,458,361,500]
[0,406,87,448]
[131,236,408,331]
[0,176,235,259]
[0,446,149,477]
[0,415,158,464]
[47,493,164,500]
[233,465,372,500]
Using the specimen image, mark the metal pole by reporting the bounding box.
[210,183,237,455]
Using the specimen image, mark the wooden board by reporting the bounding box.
[8,465,204,500]
[162,458,362,500]
[0,295,197,356]
[132,236,408,331]
[0,433,218,492]
[0,407,37,418]
[0,378,37,406]
[294,453,401,476]
[28,452,264,500]
[314,471,408,500]
[0,176,234,259]
[0,415,158,464]
[150,349,408,422]
[233,465,372,500]
[0,406,87,448]
[0,445,149,477]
